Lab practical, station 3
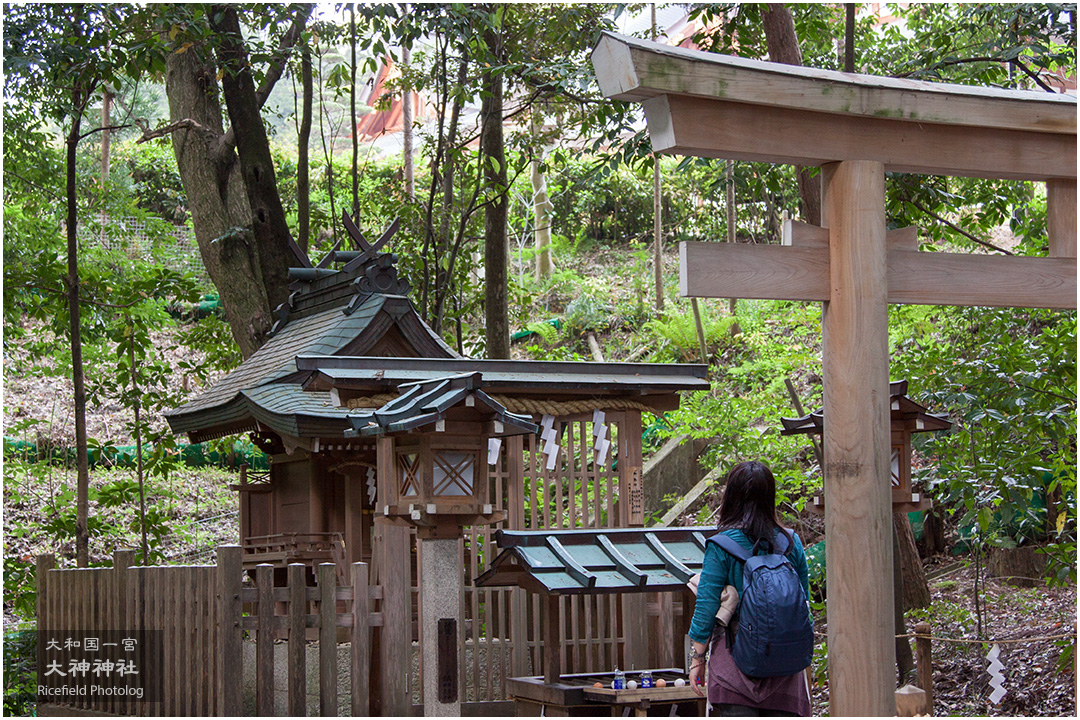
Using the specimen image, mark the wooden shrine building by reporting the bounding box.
[781,379,953,514]
[592,32,1076,716]
[164,219,709,713]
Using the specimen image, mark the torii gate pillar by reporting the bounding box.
[820,161,895,714]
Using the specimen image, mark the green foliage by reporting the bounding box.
[3,556,36,622]
[114,140,188,224]
[3,629,37,716]
[660,299,826,515]
[644,305,739,363]
[892,306,1076,582]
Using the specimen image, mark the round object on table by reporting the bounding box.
[593,682,603,688]
[673,678,686,687]
[626,679,638,690]
[656,678,667,688]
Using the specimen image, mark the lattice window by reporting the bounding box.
[398,453,421,497]
[433,451,475,497]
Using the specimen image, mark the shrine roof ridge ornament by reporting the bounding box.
[269,213,410,336]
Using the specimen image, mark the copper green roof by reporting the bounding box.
[476,527,716,595]
[165,293,456,440]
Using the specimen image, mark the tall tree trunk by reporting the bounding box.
[481,29,509,359]
[893,516,916,684]
[402,42,414,199]
[761,4,821,226]
[895,512,931,610]
[531,113,552,279]
[163,6,310,358]
[350,3,359,217]
[165,44,274,358]
[68,86,91,568]
[725,160,742,335]
[430,57,468,333]
[651,5,665,312]
[844,4,856,73]
[317,45,339,248]
[211,5,297,312]
[297,45,313,252]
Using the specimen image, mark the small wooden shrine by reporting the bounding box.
[165,214,709,714]
[477,526,713,716]
[780,380,952,513]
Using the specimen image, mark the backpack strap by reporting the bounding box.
[711,533,751,563]
[773,528,795,555]
[712,528,796,559]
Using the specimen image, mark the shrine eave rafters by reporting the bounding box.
[591,33,1077,181]
[476,527,716,596]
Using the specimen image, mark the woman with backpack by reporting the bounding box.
[687,461,814,716]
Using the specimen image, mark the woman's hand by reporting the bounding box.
[688,659,706,696]
[688,640,708,696]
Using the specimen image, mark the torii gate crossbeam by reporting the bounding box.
[592,32,1076,717]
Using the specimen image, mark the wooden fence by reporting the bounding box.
[36,547,376,716]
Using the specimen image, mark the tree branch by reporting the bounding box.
[109,90,153,136]
[1010,57,1055,93]
[902,196,1013,256]
[1007,379,1076,405]
[219,3,314,150]
[892,56,1004,79]
[5,171,63,201]
[78,123,133,142]
[136,118,221,144]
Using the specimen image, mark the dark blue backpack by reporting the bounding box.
[710,529,814,678]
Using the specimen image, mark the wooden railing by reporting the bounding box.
[242,532,348,585]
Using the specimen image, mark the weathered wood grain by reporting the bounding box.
[648,94,1075,181]
[592,33,1076,135]
[681,242,1076,309]
[821,160,895,717]
[1048,179,1077,258]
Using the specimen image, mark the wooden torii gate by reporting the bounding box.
[592,33,1076,716]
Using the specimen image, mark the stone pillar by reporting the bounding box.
[419,537,462,716]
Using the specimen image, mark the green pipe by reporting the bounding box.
[2,437,268,471]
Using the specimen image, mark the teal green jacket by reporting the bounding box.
[688,528,811,644]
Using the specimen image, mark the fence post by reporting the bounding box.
[113,550,135,716]
[915,621,933,715]
[379,524,412,716]
[35,553,55,709]
[318,563,338,716]
[350,562,370,717]
[256,564,275,717]
[217,545,243,716]
[288,563,308,716]
[113,550,135,625]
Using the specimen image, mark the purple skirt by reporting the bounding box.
[708,625,811,716]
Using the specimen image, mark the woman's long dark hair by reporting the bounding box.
[716,461,785,549]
